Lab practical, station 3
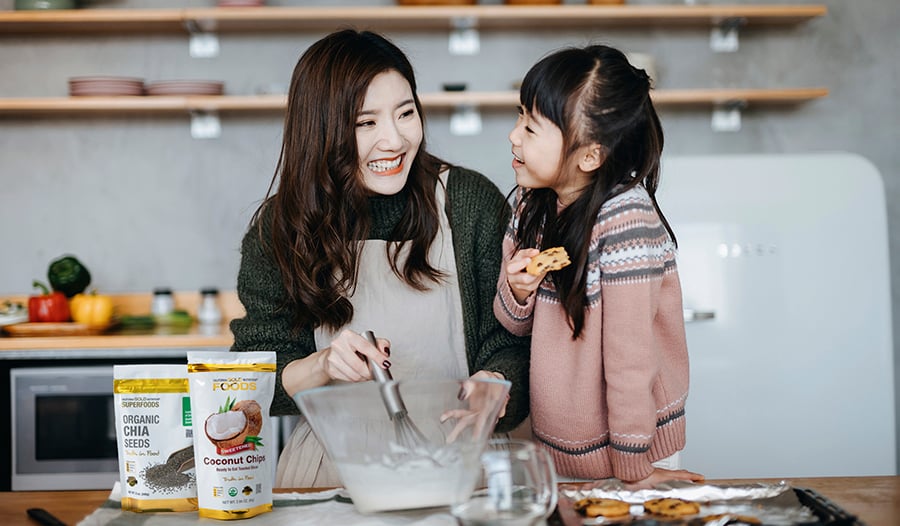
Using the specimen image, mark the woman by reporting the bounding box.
[230,29,529,488]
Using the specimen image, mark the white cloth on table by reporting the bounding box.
[77,482,457,526]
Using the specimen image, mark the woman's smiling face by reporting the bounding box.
[356,70,423,195]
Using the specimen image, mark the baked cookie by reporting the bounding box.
[525,246,571,276]
[643,497,701,517]
[573,497,631,518]
[698,513,761,525]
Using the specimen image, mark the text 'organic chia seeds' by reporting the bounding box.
[113,364,196,512]
[187,351,276,520]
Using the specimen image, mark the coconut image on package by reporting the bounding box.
[187,351,276,520]
[113,364,197,512]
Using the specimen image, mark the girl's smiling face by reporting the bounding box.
[509,105,565,191]
[509,105,598,205]
[356,70,423,196]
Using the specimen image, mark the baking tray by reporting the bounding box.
[553,482,863,526]
[792,487,863,526]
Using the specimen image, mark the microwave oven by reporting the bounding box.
[10,366,119,491]
[10,364,286,491]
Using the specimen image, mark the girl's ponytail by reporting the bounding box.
[636,93,677,247]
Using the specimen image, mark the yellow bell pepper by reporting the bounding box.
[70,290,114,328]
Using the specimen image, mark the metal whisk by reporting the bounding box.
[364,330,430,450]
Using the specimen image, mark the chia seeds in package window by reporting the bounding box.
[113,364,197,512]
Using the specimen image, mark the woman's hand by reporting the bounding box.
[505,248,544,304]
[282,329,391,396]
[623,468,705,490]
[440,370,508,443]
[321,329,391,382]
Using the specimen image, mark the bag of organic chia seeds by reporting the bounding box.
[113,364,197,512]
[187,351,276,520]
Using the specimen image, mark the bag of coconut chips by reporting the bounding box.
[113,364,196,512]
[187,351,276,520]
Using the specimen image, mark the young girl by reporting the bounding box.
[230,30,529,487]
[494,44,704,488]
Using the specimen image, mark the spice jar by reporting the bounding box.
[197,287,222,325]
[151,288,175,317]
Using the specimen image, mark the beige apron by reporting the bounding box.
[275,171,469,488]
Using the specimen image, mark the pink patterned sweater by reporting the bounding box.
[494,185,689,482]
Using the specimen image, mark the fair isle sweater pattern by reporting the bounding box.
[494,184,690,482]
[589,190,679,302]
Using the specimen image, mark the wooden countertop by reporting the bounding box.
[0,291,241,353]
[0,323,233,352]
[0,476,896,526]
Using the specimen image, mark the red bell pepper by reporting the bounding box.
[28,280,71,322]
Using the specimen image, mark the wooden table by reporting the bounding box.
[1,477,897,526]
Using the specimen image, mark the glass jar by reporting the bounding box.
[151,288,175,317]
[197,287,222,325]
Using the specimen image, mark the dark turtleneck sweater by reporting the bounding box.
[230,166,530,432]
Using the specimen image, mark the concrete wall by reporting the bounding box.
[1,0,898,462]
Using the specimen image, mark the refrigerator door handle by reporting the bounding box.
[683,308,716,322]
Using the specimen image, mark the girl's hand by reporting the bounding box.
[440,370,508,443]
[505,248,544,304]
[320,329,391,383]
[623,468,705,490]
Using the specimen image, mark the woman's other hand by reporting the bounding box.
[506,248,544,304]
[623,468,705,490]
[440,370,508,443]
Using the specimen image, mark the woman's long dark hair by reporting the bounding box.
[514,44,675,338]
[254,29,446,332]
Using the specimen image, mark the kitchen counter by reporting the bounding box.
[0,291,242,357]
[1,476,897,526]
[0,323,233,357]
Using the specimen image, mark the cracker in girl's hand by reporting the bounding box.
[526,246,571,276]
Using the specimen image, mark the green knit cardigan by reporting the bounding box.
[230,166,530,432]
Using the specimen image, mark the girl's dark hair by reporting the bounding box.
[515,44,674,338]
[254,29,446,332]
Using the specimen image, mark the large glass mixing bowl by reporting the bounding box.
[292,377,512,513]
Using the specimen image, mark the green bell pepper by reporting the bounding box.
[47,255,92,298]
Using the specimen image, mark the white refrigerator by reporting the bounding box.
[659,153,896,478]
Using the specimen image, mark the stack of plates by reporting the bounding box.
[397,0,476,5]
[0,312,28,328]
[68,76,145,97]
[504,0,562,4]
[15,0,76,10]
[144,80,225,96]
[217,0,266,7]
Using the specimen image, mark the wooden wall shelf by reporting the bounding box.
[0,5,827,35]
[0,89,829,117]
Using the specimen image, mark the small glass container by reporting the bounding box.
[151,288,175,317]
[197,287,222,326]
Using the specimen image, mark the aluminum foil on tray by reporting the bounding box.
[557,480,820,526]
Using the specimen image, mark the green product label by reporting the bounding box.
[182,396,192,427]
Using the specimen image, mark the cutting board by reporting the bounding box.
[2,322,111,337]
